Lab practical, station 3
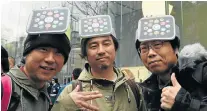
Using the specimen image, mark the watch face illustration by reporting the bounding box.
[138,15,176,41]
[79,15,113,38]
[27,8,70,34]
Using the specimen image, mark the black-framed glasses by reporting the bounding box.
[138,41,165,54]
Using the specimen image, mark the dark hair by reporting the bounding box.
[1,46,9,72]
[72,68,82,80]
[81,36,119,57]
[169,37,180,50]
[52,78,59,83]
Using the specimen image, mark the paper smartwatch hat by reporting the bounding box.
[79,15,116,39]
[24,7,71,64]
[135,15,180,51]
[79,15,119,57]
[26,7,70,34]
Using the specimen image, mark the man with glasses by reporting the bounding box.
[138,41,166,54]
[135,15,207,111]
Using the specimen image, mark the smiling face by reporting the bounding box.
[24,47,64,83]
[139,40,178,75]
[86,36,116,70]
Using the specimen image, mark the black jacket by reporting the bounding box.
[140,43,207,111]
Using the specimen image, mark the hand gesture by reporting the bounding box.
[161,73,181,110]
[70,85,103,111]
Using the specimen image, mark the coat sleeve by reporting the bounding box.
[51,84,80,111]
[171,68,207,111]
[202,64,207,87]
[171,88,207,111]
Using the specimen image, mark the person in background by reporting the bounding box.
[8,56,15,69]
[72,68,82,80]
[56,68,83,100]
[1,45,10,102]
[50,78,60,105]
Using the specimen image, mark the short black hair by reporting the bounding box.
[81,36,119,57]
[169,37,180,50]
[1,46,9,72]
[52,78,59,83]
[72,68,82,80]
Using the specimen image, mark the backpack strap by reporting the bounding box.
[72,80,83,91]
[1,74,13,111]
[126,79,141,109]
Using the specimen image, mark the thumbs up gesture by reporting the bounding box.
[161,73,181,110]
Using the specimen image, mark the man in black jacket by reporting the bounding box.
[135,16,207,111]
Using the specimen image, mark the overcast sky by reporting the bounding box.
[1,1,102,42]
[1,1,62,42]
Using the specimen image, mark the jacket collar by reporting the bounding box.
[9,66,50,101]
[78,63,128,90]
[141,74,158,87]
[141,65,179,90]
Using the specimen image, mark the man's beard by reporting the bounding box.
[99,64,108,70]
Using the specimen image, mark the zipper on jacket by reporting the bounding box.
[125,83,131,103]
[90,80,93,91]
[90,80,93,105]
[112,83,116,102]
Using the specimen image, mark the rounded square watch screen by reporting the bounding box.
[79,15,113,38]
[27,8,70,34]
[138,15,176,41]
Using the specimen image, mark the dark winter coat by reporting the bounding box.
[140,43,207,111]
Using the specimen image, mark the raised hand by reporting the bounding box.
[70,85,103,111]
[161,73,181,110]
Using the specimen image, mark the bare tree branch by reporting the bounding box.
[86,2,98,15]
[112,1,137,11]
[74,1,90,15]
[66,1,73,5]
[109,8,120,16]
[64,1,114,16]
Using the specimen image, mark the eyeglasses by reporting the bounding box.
[138,41,165,54]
